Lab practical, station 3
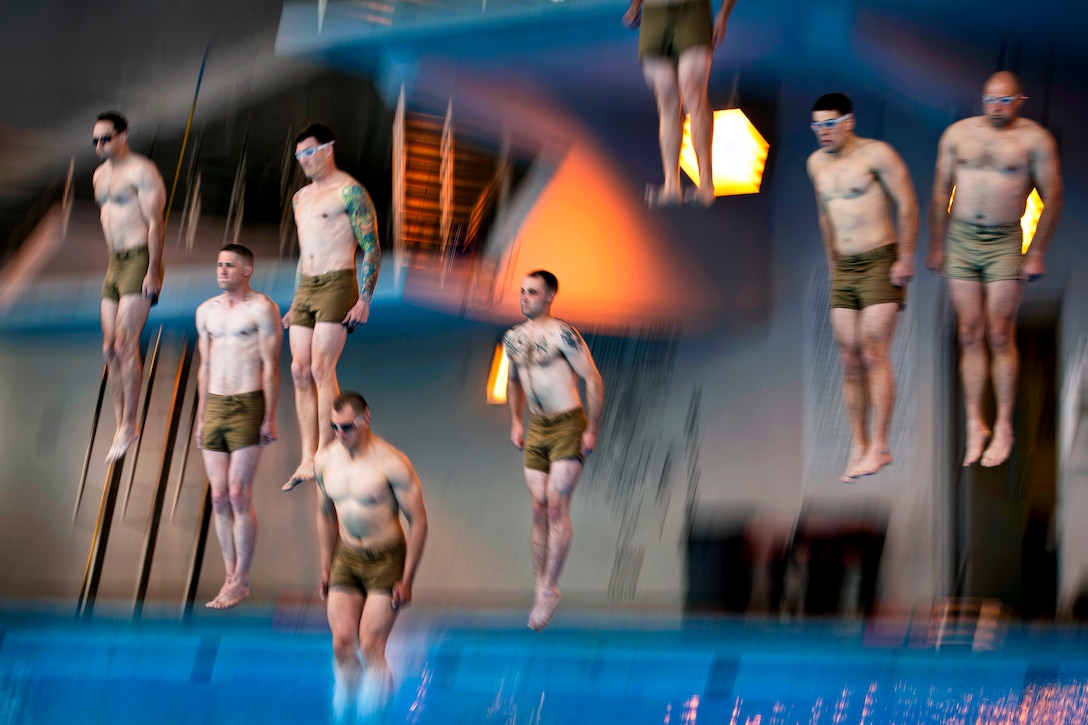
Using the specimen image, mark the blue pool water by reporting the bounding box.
[3,605,1088,724]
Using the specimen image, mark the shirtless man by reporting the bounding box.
[927,72,1063,468]
[92,111,166,463]
[504,271,605,630]
[195,244,282,609]
[806,93,918,482]
[282,123,381,492]
[316,392,427,717]
[623,0,738,208]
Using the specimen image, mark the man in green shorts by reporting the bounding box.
[282,122,381,493]
[504,271,605,631]
[927,72,1063,468]
[807,93,918,482]
[196,244,283,609]
[92,111,166,463]
[316,392,427,718]
[623,0,738,208]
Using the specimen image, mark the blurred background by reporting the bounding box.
[0,0,1086,629]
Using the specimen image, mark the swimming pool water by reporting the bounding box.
[3,607,1088,724]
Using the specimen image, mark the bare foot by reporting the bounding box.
[840,444,867,483]
[528,586,561,632]
[684,186,715,209]
[105,425,140,463]
[282,461,315,491]
[645,183,682,209]
[981,425,1014,468]
[962,423,992,467]
[206,578,249,610]
[844,446,893,481]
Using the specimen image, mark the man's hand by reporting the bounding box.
[260,420,277,447]
[342,299,371,329]
[391,580,412,610]
[194,422,204,445]
[889,259,915,287]
[319,572,330,601]
[621,0,641,28]
[712,13,729,47]
[925,248,945,276]
[1021,254,1046,281]
[142,269,162,299]
[510,422,525,450]
[281,310,292,330]
[580,430,597,457]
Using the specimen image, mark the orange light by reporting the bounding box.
[486,343,509,405]
[679,108,769,196]
[948,187,1043,253]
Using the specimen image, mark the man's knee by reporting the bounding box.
[290,357,313,385]
[359,633,387,665]
[860,340,890,370]
[210,487,232,514]
[988,322,1016,352]
[228,485,253,513]
[958,320,986,348]
[310,354,339,385]
[839,348,864,377]
[531,498,548,523]
[332,631,358,661]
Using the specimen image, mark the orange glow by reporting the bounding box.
[486,343,508,405]
[679,109,769,196]
[948,187,1043,253]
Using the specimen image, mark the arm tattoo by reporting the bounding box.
[343,185,381,301]
[560,324,583,351]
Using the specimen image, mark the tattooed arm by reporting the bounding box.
[342,183,382,327]
[559,323,604,455]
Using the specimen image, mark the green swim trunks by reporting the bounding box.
[523,408,588,473]
[288,269,360,329]
[829,243,905,310]
[200,391,265,453]
[329,539,406,595]
[944,219,1024,283]
[638,0,714,60]
[102,246,160,304]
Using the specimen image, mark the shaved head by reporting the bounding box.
[985,71,1022,95]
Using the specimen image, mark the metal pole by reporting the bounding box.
[166,45,210,225]
[76,459,126,619]
[133,339,195,619]
[121,327,164,519]
[73,366,109,523]
[170,385,201,523]
[183,483,214,621]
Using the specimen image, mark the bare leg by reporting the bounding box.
[529,458,583,631]
[204,450,235,607]
[524,468,550,589]
[103,295,151,462]
[286,325,318,490]
[357,591,399,715]
[310,321,349,451]
[949,280,991,466]
[981,279,1023,467]
[328,587,365,721]
[677,46,715,207]
[849,302,900,478]
[100,299,124,439]
[214,445,263,609]
[830,308,868,481]
[642,57,683,207]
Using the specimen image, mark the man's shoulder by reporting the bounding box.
[944,117,978,139]
[504,321,528,337]
[1015,117,1056,145]
[129,153,163,179]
